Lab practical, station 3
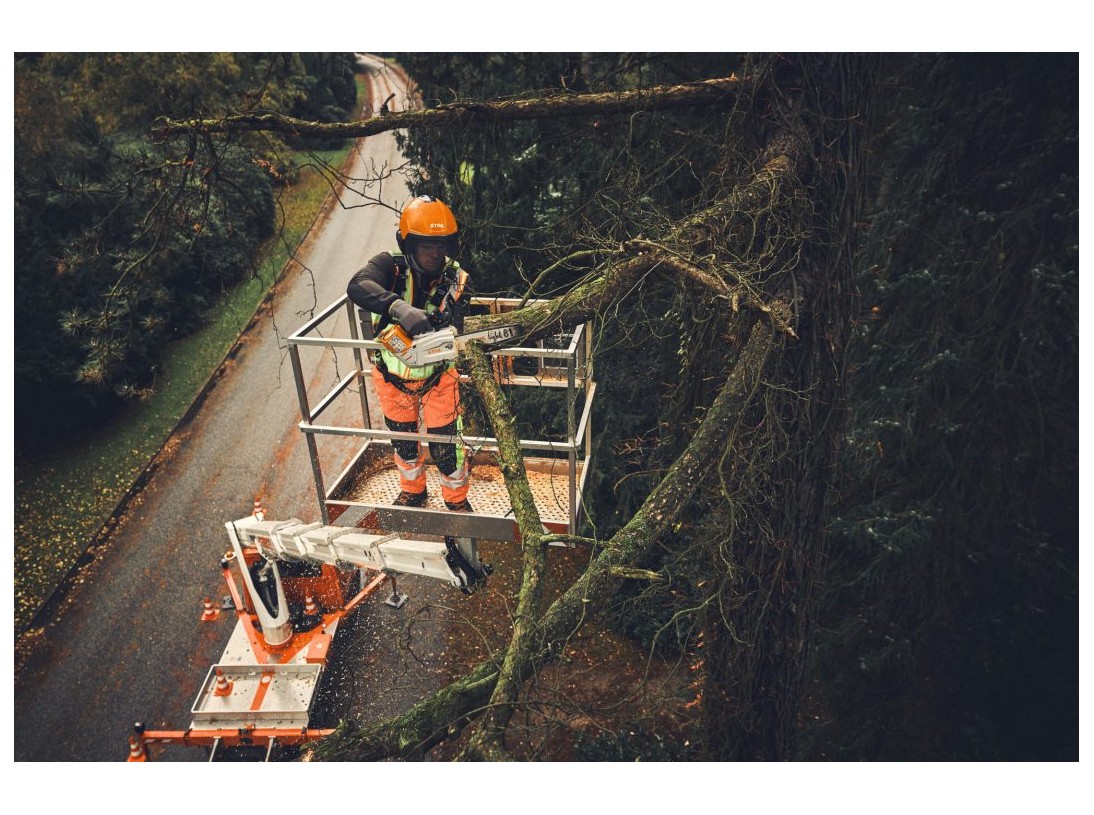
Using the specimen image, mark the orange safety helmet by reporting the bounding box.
[396,195,459,273]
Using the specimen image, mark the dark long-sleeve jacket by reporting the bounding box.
[346,252,412,318]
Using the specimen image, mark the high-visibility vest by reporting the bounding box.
[372,252,466,381]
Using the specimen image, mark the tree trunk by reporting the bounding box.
[699,53,877,761]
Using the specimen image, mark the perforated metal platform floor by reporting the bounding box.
[327,445,586,541]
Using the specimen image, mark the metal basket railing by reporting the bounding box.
[287,296,595,539]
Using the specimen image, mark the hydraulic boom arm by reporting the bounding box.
[226,515,484,589]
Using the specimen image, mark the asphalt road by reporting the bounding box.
[13,55,466,762]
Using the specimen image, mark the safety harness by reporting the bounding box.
[372,253,466,396]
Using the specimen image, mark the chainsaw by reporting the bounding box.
[377,322,522,367]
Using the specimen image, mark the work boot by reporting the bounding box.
[393,490,428,508]
[445,499,474,513]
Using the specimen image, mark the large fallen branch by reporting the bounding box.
[461,142,801,343]
[455,343,549,760]
[155,77,745,140]
[307,317,775,760]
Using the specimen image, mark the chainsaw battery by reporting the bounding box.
[378,323,414,356]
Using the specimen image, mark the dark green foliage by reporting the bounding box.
[290,53,359,149]
[14,100,272,447]
[587,283,740,659]
[14,53,356,453]
[807,53,1079,761]
[393,53,735,298]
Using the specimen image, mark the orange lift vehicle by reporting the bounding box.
[126,295,595,761]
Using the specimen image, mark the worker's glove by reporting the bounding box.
[388,300,433,337]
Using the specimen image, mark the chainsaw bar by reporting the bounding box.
[454,324,522,349]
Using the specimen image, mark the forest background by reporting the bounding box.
[11,45,1079,766]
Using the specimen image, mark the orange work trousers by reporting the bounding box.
[370,365,469,504]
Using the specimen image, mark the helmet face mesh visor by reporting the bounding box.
[404,234,458,255]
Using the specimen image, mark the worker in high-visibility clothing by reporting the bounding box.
[347,195,473,512]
